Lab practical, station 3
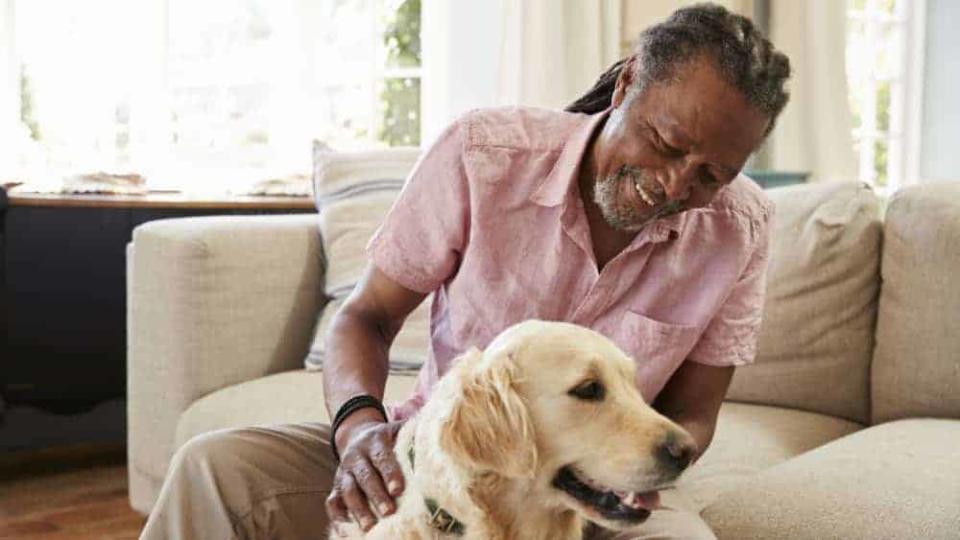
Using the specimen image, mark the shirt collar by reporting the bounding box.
[530,109,610,208]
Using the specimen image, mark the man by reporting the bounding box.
[141,4,790,539]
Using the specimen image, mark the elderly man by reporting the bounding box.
[141,3,790,539]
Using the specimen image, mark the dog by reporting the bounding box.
[330,320,697,540]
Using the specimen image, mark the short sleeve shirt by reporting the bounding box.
[367,107,774,421]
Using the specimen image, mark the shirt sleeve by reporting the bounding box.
[687,212,773,367]
[366,119,470,294]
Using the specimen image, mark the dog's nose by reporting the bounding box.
[656,431,696,473]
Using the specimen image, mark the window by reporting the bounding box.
[846,0,925,191]
[9,0,421,190]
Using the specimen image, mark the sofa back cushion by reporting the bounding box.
[725,181,882,424]
[304,143,429,373]
[872,182,960,423]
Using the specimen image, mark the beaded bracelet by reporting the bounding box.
[330,394,388,463]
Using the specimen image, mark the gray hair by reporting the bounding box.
[566,3,791,135]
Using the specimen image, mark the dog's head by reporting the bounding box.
[440,320,697,530]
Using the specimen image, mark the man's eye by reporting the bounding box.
[568,380,605,401]
[698,167,722,187]
[651,129,683,158]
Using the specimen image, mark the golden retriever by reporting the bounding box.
[330,320,697,540]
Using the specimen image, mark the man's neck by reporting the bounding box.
[576,160,640,271]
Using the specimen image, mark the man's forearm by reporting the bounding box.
[652,361,733,466]
[322,306,394,447]
[668,413,718,465]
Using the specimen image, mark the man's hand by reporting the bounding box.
[326,416,406,533]
[322,265,427,531]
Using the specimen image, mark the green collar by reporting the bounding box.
[408,442,466,536]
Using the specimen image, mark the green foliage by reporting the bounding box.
[383,0,421,67]
[874,80,890,185]
[378,0,421,146]
[378,77,420,146]
[19,65,41,141]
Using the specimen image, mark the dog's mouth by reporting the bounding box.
[552,466,661,524]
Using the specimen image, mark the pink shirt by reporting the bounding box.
[368,107,774,422]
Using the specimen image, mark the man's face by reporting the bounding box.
[589,55,770,232]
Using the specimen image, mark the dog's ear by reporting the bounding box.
[440,348,537,478]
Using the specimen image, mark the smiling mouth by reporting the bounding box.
[630,178,683,221]
[552,466,662,524]
[621,168,683,216]
[633,180,659,206]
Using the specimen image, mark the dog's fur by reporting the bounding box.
[330,320,695,540]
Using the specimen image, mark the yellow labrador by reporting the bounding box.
[330,320,697,540]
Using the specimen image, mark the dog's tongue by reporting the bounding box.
[616,491,661,510]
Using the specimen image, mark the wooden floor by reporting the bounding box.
[0,443,146,539]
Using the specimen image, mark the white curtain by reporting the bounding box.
[762,0,857,181]
[496,0,621,110]
[420,0,621,143]
[420,0,506,144]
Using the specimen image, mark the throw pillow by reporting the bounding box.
[305,141,430,373]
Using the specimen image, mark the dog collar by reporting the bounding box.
[408,442,466,536]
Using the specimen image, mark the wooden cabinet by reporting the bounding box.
[0,190,315,449]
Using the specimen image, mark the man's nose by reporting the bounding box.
[659,160,697,203]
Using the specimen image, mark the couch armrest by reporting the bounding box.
[127,213,324,509]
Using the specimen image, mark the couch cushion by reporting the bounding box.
[677,402,863,511]
[175,370,419,448]
[873,182,960,423]
[702,418,960,540]
[726,181,881,423]
[305,143,430,373]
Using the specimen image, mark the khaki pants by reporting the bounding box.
[140,424,716,540]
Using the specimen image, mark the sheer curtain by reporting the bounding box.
[496,0,621,110]
[420,0,620,143]
[760,0,857,181]
[420,0,505,143]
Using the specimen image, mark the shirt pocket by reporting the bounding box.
[614,310,702,402]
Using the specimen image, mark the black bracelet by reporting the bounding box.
[330,394,388,463]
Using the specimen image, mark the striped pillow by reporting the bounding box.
[305,142,431,373]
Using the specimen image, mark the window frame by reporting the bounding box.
[846,0,926,194]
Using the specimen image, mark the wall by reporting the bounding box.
[920,0,960,182]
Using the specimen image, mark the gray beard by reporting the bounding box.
[593,166,681,232]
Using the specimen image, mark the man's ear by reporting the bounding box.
[440,348,537,478]
[611,55,637,109]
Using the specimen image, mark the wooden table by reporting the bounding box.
[0,190,315,450]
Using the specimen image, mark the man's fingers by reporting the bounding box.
[369,444,405,497]
[350,456,396,517]
[339,471,377,532]
[325,488,349,524]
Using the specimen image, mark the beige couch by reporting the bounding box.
[127,180,960,539]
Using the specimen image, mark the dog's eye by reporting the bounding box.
[568,380,605,401]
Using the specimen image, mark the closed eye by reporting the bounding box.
[648,124,684,158]
[699,166,721,187]
[568,380,605,401]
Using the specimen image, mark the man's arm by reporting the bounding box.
[323,264,427,531]
[322,264,426,436]
[652,360,735,464]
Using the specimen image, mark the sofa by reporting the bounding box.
[127,175,960,539]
